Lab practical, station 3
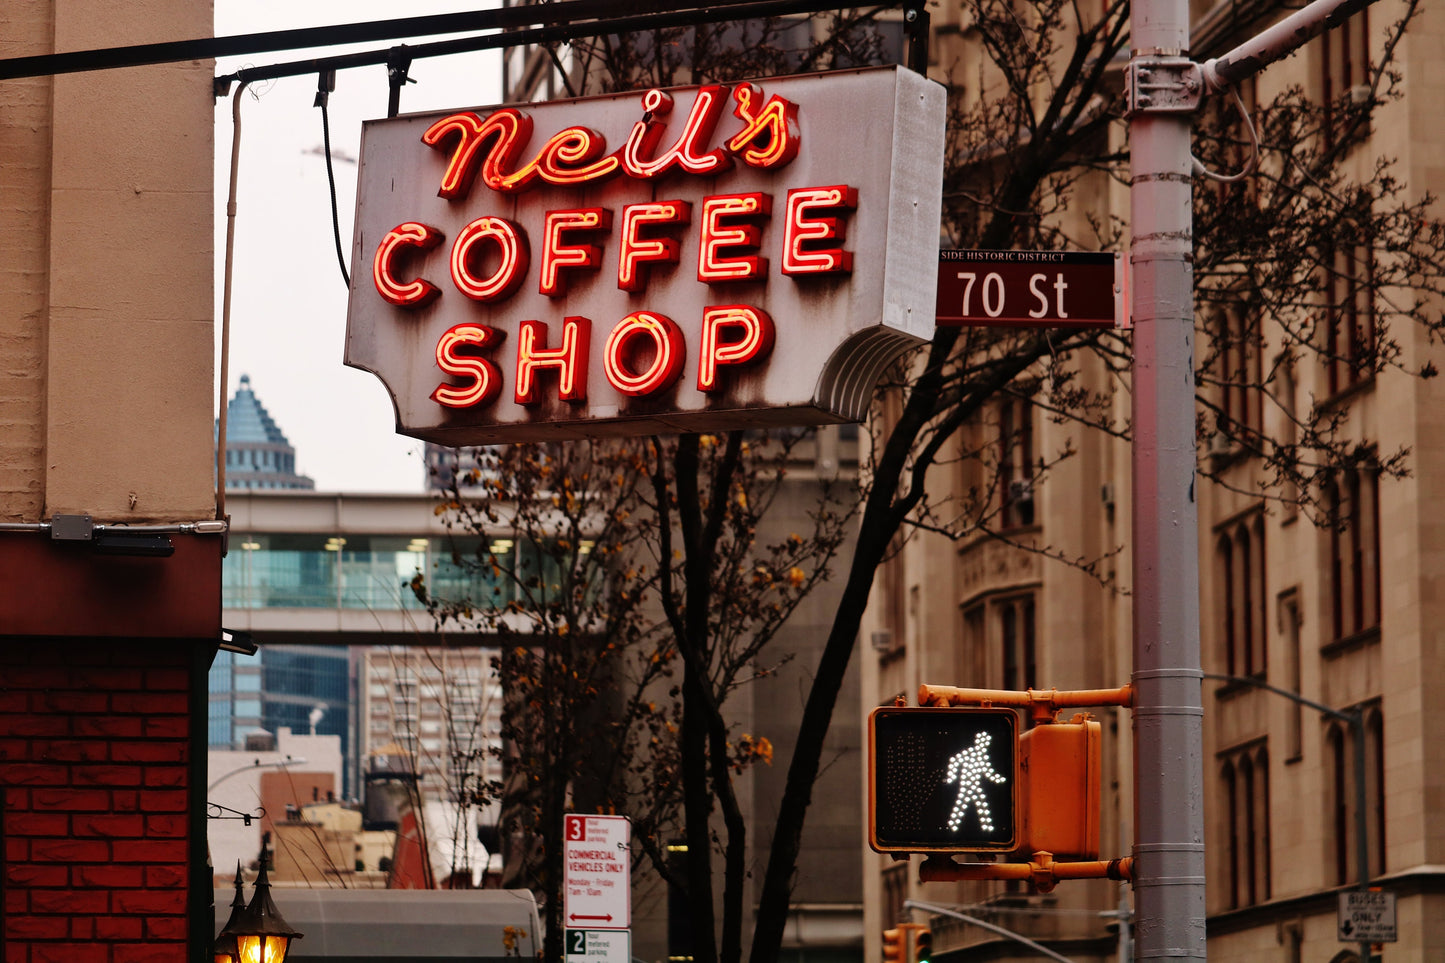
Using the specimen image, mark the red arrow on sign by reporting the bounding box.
[569,914,614,923]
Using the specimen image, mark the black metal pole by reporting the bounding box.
[0,0,903,84]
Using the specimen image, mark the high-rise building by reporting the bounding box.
[218,374,315,491]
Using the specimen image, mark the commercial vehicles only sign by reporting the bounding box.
[563,814,630,929]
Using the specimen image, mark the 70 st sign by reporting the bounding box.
[936,250,1122,328]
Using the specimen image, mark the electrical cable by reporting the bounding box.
[217,79,251,521]
[1192,84,1259,183]
[318,86,352,289]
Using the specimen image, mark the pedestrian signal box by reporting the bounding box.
[868,707,1018,853]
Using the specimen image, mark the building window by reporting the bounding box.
[1215,512,1266,677]
[1278,590,1304,761]
[1328,723,1350,885]
[1324,244,1377,396]
[1220,743,1270,908]
[1365,707,1386,878]
[1319,6,1371,150]
[997,396,1034,529]
[881,863,909,929]
[1324,469,1380,644]
[999,595,1036,692]
[1212,307,1263,442]
[1324,708,1385,888]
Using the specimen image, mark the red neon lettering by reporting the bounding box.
[602,311,686,396]
[431,323,505,408]
[515,317,591,404]
[623,87,733,179]
[422,84,799,196]
[782,185,858,275]
[617,201,692,292]
[422,109,535,198]
[540,209,613,297]
[726,84,801,170]
[373,222,444,307]
[698,193,771,282]
[697,305,776,392]
[535,127,621,186]
[451,217,529,302]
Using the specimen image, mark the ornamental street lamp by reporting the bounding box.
[215,859,303,963]
[213,865,247,963]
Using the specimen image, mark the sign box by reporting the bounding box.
[346,66,945,445]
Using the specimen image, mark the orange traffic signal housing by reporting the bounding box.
[1017,713,1100,859]
[882,927,905,963]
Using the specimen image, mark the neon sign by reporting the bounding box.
[346,66,946,444]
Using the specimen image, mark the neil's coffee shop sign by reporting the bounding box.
[344,66,944,444]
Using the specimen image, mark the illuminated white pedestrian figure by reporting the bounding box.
[944,731,1008,833]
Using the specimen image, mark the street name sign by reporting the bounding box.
[1337,890,1396,943]
[936,250,1122,328]
[563,814,630,930]
[566,928,630,963]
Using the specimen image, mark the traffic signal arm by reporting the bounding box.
[918,684,1132,722]
[918,852,1133,894]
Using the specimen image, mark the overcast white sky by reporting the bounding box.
[214,1,503,492]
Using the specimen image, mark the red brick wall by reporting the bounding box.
[1,638,203,963]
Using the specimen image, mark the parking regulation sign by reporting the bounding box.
[566,928,630,963]
[563,814,631,929]
[1337,890,1397,943]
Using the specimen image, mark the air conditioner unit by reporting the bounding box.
[870,630,894,653]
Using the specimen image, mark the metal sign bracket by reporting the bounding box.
[1124,57,1204,116]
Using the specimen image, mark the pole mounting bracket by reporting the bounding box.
[1125,56,1204,116]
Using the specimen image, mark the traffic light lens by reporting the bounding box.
[869,707,1018,852]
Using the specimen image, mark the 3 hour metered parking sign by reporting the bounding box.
[868,707,1018,853]
[563,814,630,929]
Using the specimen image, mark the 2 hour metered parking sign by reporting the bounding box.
[868,707,1018,853]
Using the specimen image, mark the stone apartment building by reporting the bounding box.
[861,0,1445,960]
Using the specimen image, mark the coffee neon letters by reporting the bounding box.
[432,323,505,408]
[374,82,867,412]
[698,193,771,282]
[540,209,613,297]
[516,318,591,404]
[603,311,686,396]
[698,305,776,392]
[374,222,444,307]
[451,217,529,302]
[618,201,691,292]
[782,185,858,275]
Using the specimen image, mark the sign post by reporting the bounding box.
[563,814,631,963]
